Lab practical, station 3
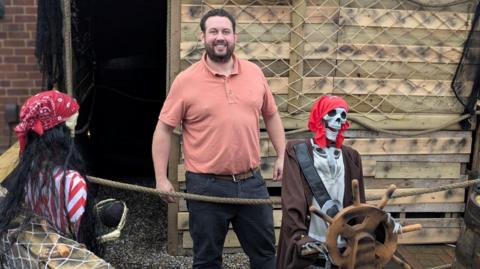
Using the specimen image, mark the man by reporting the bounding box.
[277,95,366,269]
[152,8,285,269]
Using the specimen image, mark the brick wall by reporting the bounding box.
[0,0,41,152]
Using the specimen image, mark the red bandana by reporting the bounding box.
[14,90,79,154]
[308,95,350,148]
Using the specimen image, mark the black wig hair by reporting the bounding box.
[0,124,103,255]
[35,0,64,89]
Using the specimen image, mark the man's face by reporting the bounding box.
[201,16,236,63]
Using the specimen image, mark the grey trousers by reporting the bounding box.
[185,170,276,269]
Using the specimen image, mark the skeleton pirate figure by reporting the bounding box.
[277,95,366,269]
[0,90,125,267]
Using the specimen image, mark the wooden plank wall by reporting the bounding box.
[175,130,470,253]
[168,0,477,255]
[179,0,475,116]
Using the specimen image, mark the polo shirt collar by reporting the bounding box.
[201,53,240,77]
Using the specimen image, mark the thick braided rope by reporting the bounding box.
[87,176,480,205]
[87,176,281,205]
[367,178,480,201]
[347,113,476,137]
[273,112,478,139]
[427,264,452,269]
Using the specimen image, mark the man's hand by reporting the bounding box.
[156,177,176,203]
[273,155,284,181]
[264,111,286,181]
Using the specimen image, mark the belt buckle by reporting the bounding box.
[232,174,239,182]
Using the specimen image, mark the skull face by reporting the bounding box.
[65,112,79,138]
[323,108,347,142]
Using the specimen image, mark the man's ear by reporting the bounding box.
[200,31,205,43]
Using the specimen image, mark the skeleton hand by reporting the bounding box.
[301,240,328,257]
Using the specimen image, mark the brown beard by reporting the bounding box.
[204,41,234,63]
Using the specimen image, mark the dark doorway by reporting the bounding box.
[78,0,167,180]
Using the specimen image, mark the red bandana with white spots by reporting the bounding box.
[14,90,79,154]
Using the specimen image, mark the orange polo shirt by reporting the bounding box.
[159,54,277,174]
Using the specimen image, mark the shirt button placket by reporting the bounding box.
[225,77,235,104]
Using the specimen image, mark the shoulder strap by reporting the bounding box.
[293,142,331,208]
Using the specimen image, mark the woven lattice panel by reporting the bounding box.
[180,0,478,127]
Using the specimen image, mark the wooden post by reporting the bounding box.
[470,115,480,175]
[61,0,73,96]
[167,0,182,92]
[166,0,182,256]
[167,132,181,256]
[287,0,306,114]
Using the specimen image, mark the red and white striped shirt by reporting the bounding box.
[25,168,87,236]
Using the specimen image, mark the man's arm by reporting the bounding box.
[264,111,286,181]
[152,120,176,203]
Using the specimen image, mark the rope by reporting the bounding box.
[367,179,480,201]
[387,213,403,234]
[87,176,281,205]
[95,85,164,103]
[427,264,451,269]
[87,175,480,205]
[62,0,73,96]
[274,112,479,138]
[347,113,478,136]
[405,0,471,8]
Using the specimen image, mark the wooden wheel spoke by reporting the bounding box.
[339,224,356,239]
[377,184,396,209]
[359,215,383,233]
[399,224,422,234]
[375,241,395,264]
[336,239,358,267]
[310,206,334,224]
[392,254,412,269]
[352,179,361,206]
[375,241,389,257]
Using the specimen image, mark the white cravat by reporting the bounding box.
[308,139,345,246]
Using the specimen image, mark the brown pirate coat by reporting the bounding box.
[276,139,366,269]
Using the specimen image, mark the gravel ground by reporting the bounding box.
[95,180,405,269]
[97,180,251,269]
